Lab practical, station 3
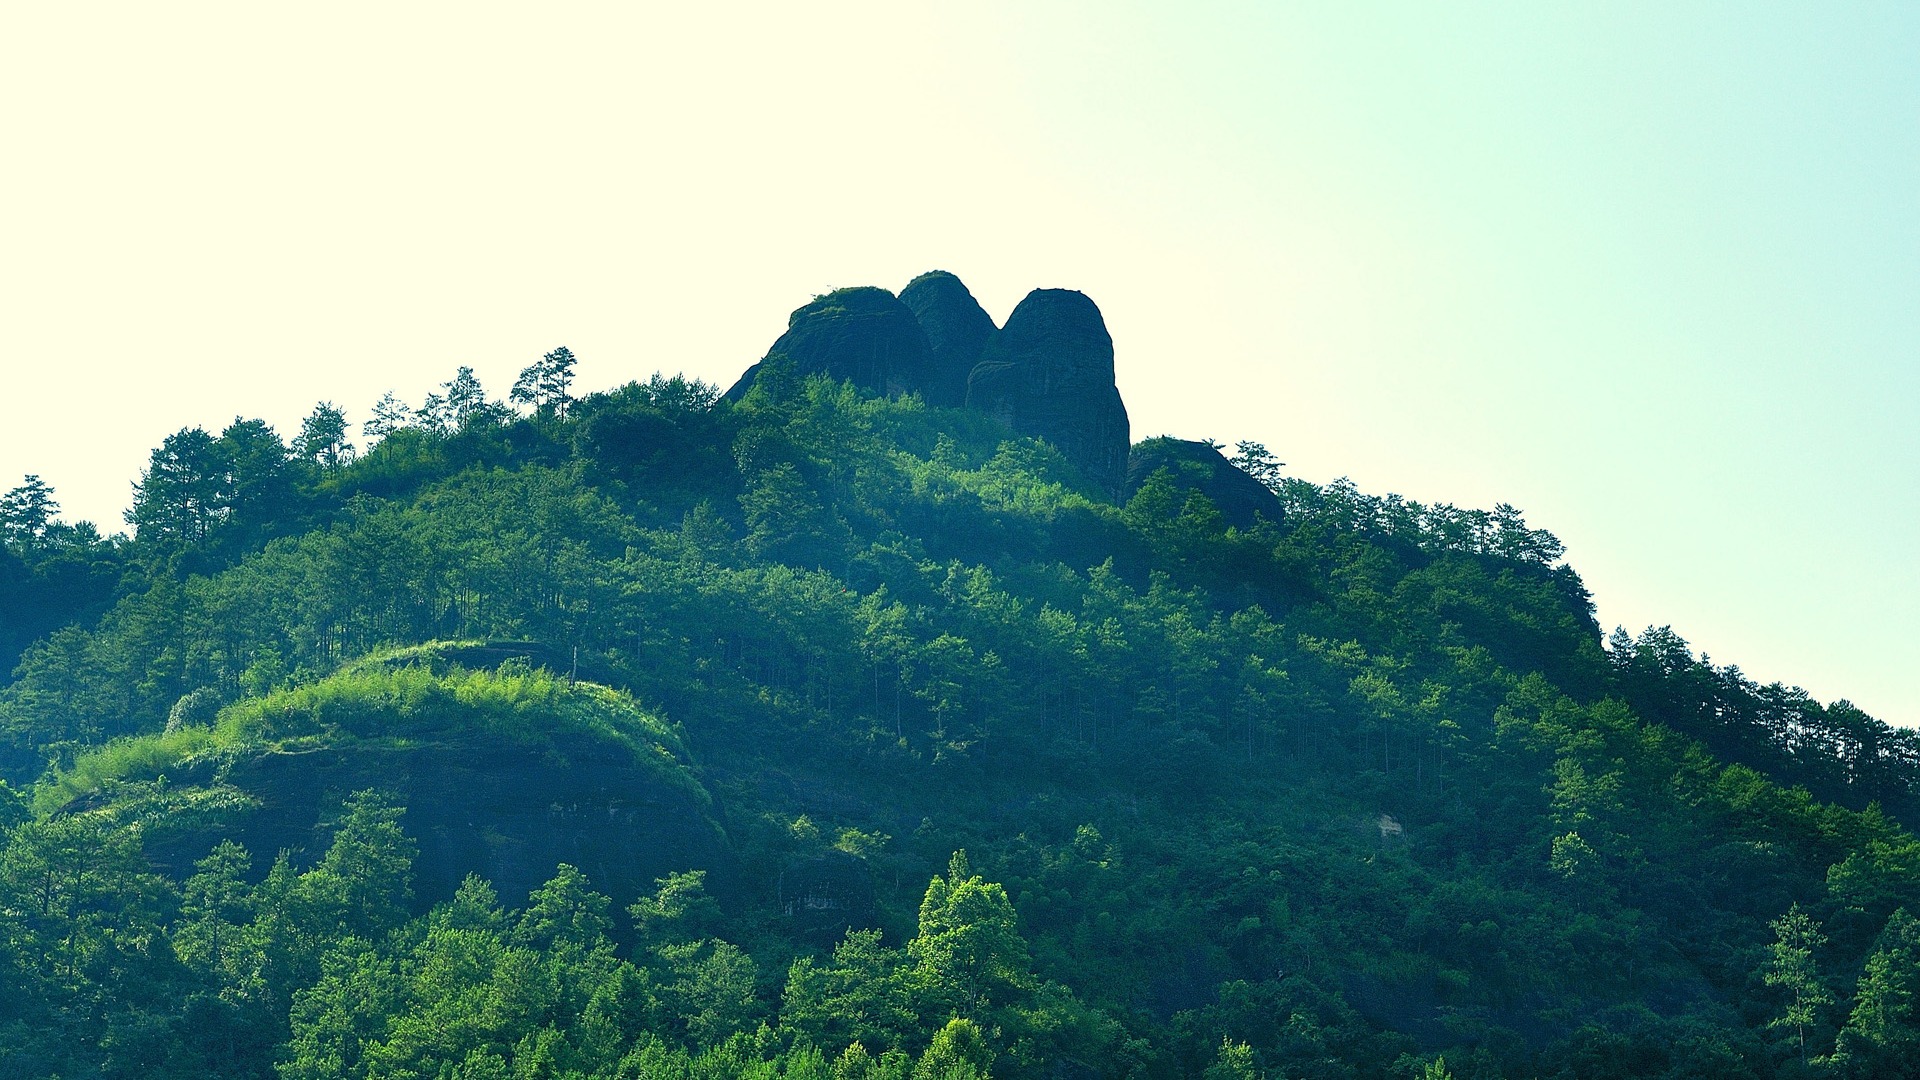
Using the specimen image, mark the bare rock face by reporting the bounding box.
[899,270,996,409]
[1126,437,1284,529]
[721,275,1138,500]
[967,289,1132,497]
[724,287,932,403]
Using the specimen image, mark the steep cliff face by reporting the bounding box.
[966,289,1132,497]
[1126,437,1284,529]
[724,275,1137,498]
[899,270,996,409]
[724,287,932,403]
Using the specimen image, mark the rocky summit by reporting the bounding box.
[728,273,1136,498]
[966,288,1132,497]
[899,270,997,409]
[723,285,933,404]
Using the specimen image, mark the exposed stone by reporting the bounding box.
[1125,437,1284,529]
[776,849,877,942]
[724,286,932,403]
[967,289,1132,497]
[900,270,996,409]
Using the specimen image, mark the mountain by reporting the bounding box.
[1,277,1917,1080]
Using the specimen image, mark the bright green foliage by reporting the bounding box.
[655,937,760,1045]
[916,1017,994,1079]
[628,869,723,945]
[910,852,1035,1018]
[783,929,920,1053]
[516,863,615,951]
[1833,908,1920,1078]
[36,659,701,813]
[1201,1038,1262,1080]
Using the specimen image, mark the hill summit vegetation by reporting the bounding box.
[1,274,1917,1080]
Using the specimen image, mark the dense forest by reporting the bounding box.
[2,278,1918,1080]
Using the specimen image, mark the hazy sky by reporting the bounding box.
[3,4,1915,723]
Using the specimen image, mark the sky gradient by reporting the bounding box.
[2,3,1914,723]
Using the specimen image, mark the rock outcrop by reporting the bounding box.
[899,270,996,409]
[724,287,932,403]
[724,274,1138,498]
[1126,437,1284,529]
[967,289,1132,497]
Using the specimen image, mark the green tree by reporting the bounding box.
[1203,1038,1263,1080]
[1228,440,1284,492]
[173,840,279,1074]
[362,390,413,441]
[1765,903,1833,1066]
[0,475,58,552]
[1834,908,1920,1079]
[297,790,418,941]
[782,928,917,1052]
[914,1017,994,1079]
[909,852,1035,1019]
[655,938,759,1045]
[295,401,355,467]
[511,346,578,419]
[513,862,614,952]
[420,366,494,432]
[127,426,225,542]
[628,869,722,945]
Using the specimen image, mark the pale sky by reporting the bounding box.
[2,4,1914,724]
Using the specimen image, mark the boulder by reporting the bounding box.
[900,270,996,409]
[967,289,1131,497]
[1126,437,1284,529]
[724,287,932,403]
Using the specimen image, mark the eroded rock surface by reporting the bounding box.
[725,287,932,403]
[900,270,996,409]
[968,289,1131,497]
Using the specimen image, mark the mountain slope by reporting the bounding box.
[1,279,1916,1079]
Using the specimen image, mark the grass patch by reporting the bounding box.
[38,649,702,815]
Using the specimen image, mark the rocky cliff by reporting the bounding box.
[898,270,996,409]
[967,289,1132,497]
[725,274,1134,498]
[723,286,933,404]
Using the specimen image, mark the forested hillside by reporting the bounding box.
[2,278,1917,1080]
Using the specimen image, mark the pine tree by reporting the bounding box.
[0,475,58,551]
[294,402,354,467]
[362,390,413,440]
[511,346,579,419]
